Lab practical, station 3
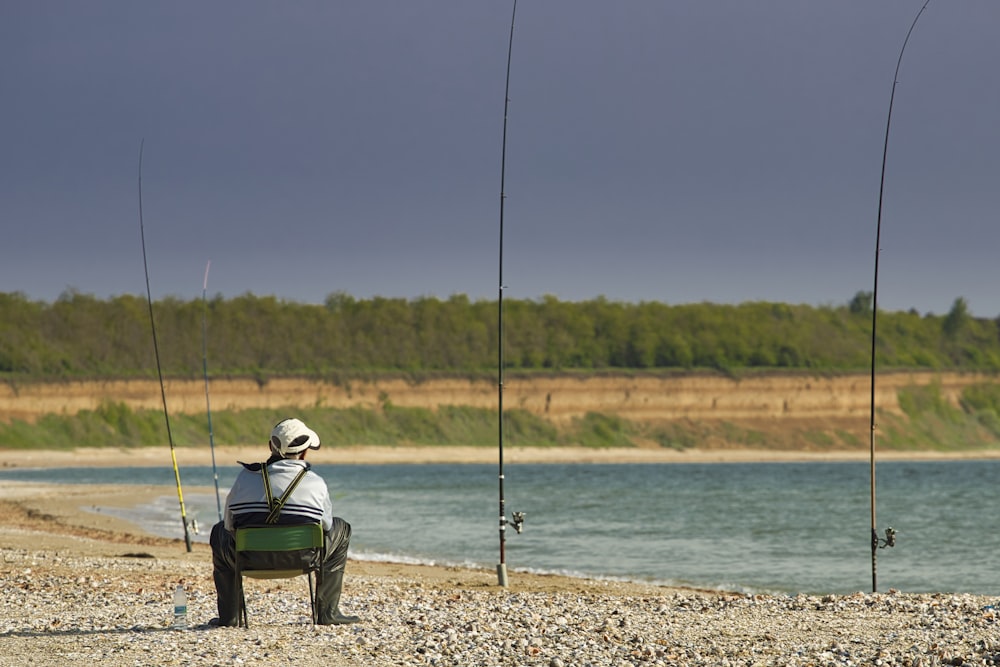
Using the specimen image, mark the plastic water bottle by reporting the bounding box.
[172,584,188,629]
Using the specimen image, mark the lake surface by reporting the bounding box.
[3,459,998,596]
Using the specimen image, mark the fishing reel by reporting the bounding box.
[874,526,896,549]
[510,511,525,534]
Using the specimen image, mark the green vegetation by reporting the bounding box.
[2,290,1000,379]
[0,402,676,451]
[868,383,1000,453]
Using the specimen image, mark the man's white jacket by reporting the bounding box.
[224,457,333,532]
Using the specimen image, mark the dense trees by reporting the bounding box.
[2,289,999,378]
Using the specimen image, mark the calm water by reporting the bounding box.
[3,460,998,596]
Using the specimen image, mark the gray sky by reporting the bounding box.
[3,1,998,315]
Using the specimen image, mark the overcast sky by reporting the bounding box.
[3,1,998,315]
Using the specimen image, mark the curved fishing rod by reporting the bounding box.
[496,0,524,588]
[869,0,931,592]
[138,140,194,552]
[202,260,222,523]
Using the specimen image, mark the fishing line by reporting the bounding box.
[202,260,222,523]
[869,0,931,593]
[138,140,194,552]
[496,0,524,588]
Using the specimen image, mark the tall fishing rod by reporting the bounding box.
[202,260,222,523]
[869,0,931,592]
[138,140,194,552]
[496,0,524,588]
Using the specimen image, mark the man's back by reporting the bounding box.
[225,458,333,531]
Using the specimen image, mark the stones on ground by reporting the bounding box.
[2,549,1000,666]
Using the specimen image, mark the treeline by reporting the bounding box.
[1,289,999,378]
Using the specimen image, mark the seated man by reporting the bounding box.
[209,417,360,626]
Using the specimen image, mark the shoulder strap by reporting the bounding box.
[261,465,310,524]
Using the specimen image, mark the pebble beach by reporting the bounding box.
[2,447,1000,666]
[5,544,1000,667]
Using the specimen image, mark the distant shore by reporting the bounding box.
[3,444,1000,469]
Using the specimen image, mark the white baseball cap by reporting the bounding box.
[269,418,321,456]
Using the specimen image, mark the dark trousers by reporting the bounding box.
[210,518,352,625]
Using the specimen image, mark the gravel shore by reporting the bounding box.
[4,542,1000,667]
[2,462,1000,666]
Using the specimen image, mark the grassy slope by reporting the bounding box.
[4,384,1000,453]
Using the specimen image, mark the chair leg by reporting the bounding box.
[239,583,248,629]
[308,571,318,625]
[236,568,248,629]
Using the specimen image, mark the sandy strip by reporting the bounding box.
[4,444,1000,469]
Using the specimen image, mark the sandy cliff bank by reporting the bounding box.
[2,370,993,425]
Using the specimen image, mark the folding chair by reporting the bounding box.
[234,523,325,628]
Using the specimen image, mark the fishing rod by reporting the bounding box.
[869,0,931,592]
[138,140,194,552]
[496,0,524,588]
[202,260,222,523]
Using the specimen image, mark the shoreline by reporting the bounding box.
[0,479,696,599]
[4,444,1000,469]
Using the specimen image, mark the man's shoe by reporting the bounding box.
[317,569,360,625]
[207,617,238,628]
[318,612,360,625]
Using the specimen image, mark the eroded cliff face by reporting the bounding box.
[0,371,988,428]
